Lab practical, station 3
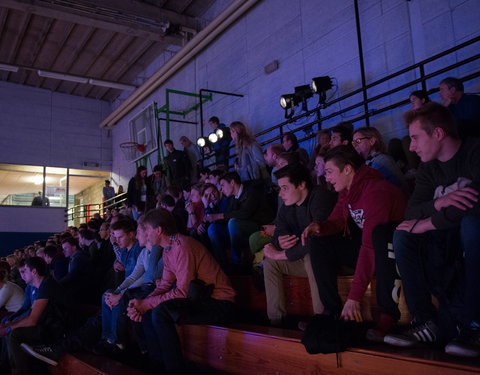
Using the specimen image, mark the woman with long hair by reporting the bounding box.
[230,121,268,182]
[127,165,148,219]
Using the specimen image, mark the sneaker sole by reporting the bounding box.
[384,335,416,347]
[21,343,58,366]
[445,344,480,358]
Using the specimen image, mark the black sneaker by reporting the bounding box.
[21,343,59,366]
[93,340,123,357]
[445,327,480,358]
[384,320,440,347]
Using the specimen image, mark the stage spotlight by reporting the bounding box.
[208,132,218,143]
[197,137,207,147]
[311,76,333,93]
[280,94,297,109]
[294,85,313,112]
[215,128,224,139]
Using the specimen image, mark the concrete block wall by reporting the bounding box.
[109,0,480,186]
[0,81,112,170]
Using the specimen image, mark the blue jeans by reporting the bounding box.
[228,218,259,264]
[101,291,127,344]
[207,222,230,268]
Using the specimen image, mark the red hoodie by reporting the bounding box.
[317,165,406,302]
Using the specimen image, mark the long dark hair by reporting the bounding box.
[135,166,147,189]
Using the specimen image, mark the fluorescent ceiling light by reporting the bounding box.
[37,70,89,84]
[88,78,136,91]
[0,63,19,73]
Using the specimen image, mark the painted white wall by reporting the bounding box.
[0,207,66,232]
[111,0,480,187]
[0,81,112,170]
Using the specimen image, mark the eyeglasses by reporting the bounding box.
[352,137,370,145]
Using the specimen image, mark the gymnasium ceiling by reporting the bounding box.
[0,0,225,102]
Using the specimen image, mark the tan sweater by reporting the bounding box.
[143,234,235,309]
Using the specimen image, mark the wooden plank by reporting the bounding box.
[178,324,480,375]
[230,275,411,324]
[50,352,146,375]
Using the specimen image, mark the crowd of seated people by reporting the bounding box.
[1,83,479,374]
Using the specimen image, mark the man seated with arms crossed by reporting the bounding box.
[263,163,337,326]
[127,208,235,374]
[384,102,480,358]
[302,146,406,339]
[0,257,71,374]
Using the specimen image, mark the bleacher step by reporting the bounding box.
[178,323,480,375]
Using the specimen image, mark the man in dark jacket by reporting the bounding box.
[164,139,191,187]
[263,164,337,326]
[205,172,275,269]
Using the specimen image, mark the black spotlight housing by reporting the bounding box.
[279,93,299,109]
[294,84,313,111]
[311,76,333,93]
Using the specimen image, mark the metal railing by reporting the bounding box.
[200,35,480,169]
[64,192,127,223]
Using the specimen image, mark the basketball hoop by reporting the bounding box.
[120,142,145,161]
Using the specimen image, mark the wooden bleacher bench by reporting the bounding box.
[50,352,146,375]
[178,323,480,375]
[230,274,411,324]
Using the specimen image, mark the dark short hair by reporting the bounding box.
[209,116,220,124]
[159,194,175,208]
[209,169,224,178]
[44,245,59,259]
[153,165,163,172]
[201,183,218,195]
[164,139,174,146]
[268,143,285,156]
[20,257,48,277]
[404,101,459,139]
[61,237,79,248]
[199,167,211,176]
[278,151,300,165]
[440,77,464,92]
[79,228,96,241]
[144,208,178,236]
[282,132,299,150]
[331,122,353,143]
[220,171,241,185]
[166,185,182,199]
[274,163,313,191]
[0,261,11,281]
[324,145,365,171]
[409,90,430,103]
[111,218,137,233]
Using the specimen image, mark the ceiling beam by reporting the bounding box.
[1,0,194,45]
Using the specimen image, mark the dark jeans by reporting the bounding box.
[143,298,235,374]
[308,232,360,316]
[392,216,480,331]
[123,284,156,352]
[7,326,48,374]
[372,223,402,320]
[55,313,102,356]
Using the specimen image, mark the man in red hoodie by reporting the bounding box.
[302,145,406,337]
